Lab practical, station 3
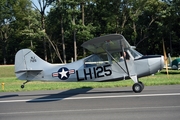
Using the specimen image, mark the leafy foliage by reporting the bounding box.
[0,0,180,64]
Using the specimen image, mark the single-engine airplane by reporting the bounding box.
[15,34,164,93]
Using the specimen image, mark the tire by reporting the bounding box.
[21,85,24,89]
[139,81,144,90]
[132,83,143,93]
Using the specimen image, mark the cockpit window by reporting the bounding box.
[111,51,130,62]
[129,48,143,59]
[84,53,109,68]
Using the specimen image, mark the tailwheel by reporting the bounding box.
[21,85,25,89]
[132,82,143,93]
[20,80,29,89]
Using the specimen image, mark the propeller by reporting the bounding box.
[163,39,169,77]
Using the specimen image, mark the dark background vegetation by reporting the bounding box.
[0,0,180,64]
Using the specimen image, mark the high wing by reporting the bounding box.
[81,34,131,53]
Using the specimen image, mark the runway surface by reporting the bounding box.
[0,85,180,120]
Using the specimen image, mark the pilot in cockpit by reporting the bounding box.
[120,51,129,61]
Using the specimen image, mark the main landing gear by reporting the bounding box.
[21,80,29,89]
[130,76,144,93]
[132,81,144,93]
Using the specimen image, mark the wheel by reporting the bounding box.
[132,83,143,93]
[21,85,24,89]
[139,81,144,90]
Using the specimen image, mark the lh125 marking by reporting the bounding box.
[76,64,112,81]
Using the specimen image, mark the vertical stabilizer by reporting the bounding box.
[14,49,51,80]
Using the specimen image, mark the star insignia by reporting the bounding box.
[57,67,70,80]
[59,68,68,79]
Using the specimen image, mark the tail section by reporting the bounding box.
[15,49,51,80]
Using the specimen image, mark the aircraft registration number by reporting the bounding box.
[76,64,112,81]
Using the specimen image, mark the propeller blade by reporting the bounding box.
[163,40,169,77]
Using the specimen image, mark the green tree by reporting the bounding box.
[0,0,16,64]
[31,0,51,61]
[0,0,46,64]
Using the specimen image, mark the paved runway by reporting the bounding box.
[0,85,180,120]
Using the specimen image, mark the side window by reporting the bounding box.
[84,53,109,68]
[111,51,130,62]
[111,52,120,62]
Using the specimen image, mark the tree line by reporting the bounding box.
[0,0,180,64]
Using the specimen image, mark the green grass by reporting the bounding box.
[0,65,180,92]
[0,65,15,77]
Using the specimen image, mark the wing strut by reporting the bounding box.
[120,41,139,83]
[121,44,130,77]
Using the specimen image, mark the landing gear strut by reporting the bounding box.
[21,81,29,89]
[132,81,144,93]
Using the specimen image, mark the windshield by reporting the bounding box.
[129,48,143,59]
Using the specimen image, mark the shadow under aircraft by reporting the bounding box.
[27,87,93,103]
[27,87,133,103]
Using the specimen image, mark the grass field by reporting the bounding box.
[0,65,180,92]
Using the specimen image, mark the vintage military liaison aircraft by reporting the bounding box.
[15,34,164,93]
